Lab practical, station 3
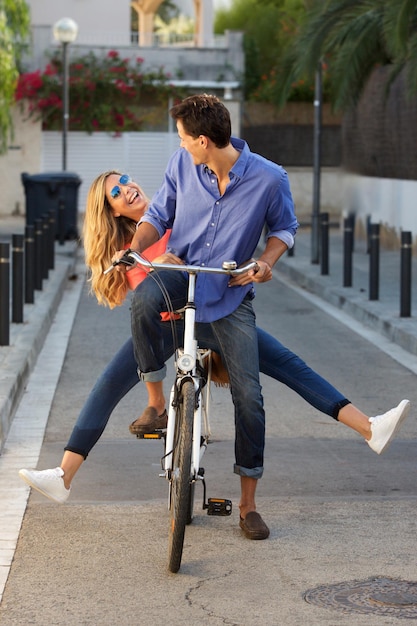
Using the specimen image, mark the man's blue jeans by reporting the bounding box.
[130,270,266,478]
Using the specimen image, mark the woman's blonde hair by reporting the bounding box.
[82,170,148,308]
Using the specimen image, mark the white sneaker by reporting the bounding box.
[367,399,411,454]
[18,467,70,503]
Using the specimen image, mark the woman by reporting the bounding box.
[19,170,410,504]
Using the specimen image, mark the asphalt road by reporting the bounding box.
[1,266,416,625]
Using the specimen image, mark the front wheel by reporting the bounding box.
[167,380,194,573]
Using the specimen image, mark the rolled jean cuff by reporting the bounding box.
[64,446,88,460]
[138,364,166,383]
[233,464,264,479]
[332,398,351,420]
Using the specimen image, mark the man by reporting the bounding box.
[114,93,298,540]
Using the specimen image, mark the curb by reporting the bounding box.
[275,254,417,358]
[0,242,80,452]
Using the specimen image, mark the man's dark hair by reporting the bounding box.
[170,94,231,148]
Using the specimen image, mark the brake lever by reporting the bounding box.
[103,250,136,275]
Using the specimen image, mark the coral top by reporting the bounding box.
[124,231,176,322]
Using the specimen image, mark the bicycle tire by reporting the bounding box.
[167,379,194,573]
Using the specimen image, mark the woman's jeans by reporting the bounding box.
[66,303,349,468]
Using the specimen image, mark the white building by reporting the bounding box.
[26,0,215,51]
[2,0,243,216]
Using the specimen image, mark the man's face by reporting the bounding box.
[176,120,205,165]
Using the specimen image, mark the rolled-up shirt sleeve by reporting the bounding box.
[265,170,298,249]
[270,229,295,249]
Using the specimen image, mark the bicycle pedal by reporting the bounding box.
[207,498,232,516]
[136,430,166,440]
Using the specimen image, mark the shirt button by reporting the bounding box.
[206,242,210,247]
[211,222,215,227]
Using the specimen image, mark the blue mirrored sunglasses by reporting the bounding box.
[110,174,132,199]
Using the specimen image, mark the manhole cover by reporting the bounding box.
[304,577,417,619]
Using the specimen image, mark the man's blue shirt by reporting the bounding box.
[140,137,299,322]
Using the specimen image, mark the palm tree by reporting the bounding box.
[273,0,417,179]
[383,0,417,96]
[275,0,417,111]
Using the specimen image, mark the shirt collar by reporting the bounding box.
[201,136,247,179]
[229,136,247,179]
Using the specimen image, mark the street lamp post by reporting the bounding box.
[53,18,78,171]
[311,60,323,265]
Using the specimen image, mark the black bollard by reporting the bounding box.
[320,212,329,276]
[0,242,10,345]
[58,198,66,245]
[12,234,24,323]
[34,218,43,290]
[343,215,353,287]
[366,215,371,254]
[41,215,49,280]
[48,209,56,270]
[369,223,380,300]
[25,225,35,304]
[400,231,412,317]
[348,211,356,252]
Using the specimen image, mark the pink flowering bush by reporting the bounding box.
[15,50,180,132]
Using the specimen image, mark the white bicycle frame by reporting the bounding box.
[105,252,257,487]
[163,270,211,483]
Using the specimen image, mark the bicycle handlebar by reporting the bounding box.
[104,249,258,276]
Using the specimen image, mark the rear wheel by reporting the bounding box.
[167,380,194,573]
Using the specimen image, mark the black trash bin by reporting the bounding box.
[21,171,82,241]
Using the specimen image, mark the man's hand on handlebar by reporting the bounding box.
[228,259,272,287]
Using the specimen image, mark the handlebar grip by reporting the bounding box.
[118,250,136,267]
[103,250,136,274]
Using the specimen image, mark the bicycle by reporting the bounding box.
[105,251,257,572]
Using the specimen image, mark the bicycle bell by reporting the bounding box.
[222,260,237,271]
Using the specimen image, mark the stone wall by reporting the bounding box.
[242,102,342,167]
[343,66,417,180]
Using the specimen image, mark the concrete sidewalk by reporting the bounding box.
[271,225,417,357]
[0,215,79,452]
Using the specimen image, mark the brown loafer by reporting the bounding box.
[129,408,168,435]
[239,511,270,540]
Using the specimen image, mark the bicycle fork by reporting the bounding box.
[162,377,204,479]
